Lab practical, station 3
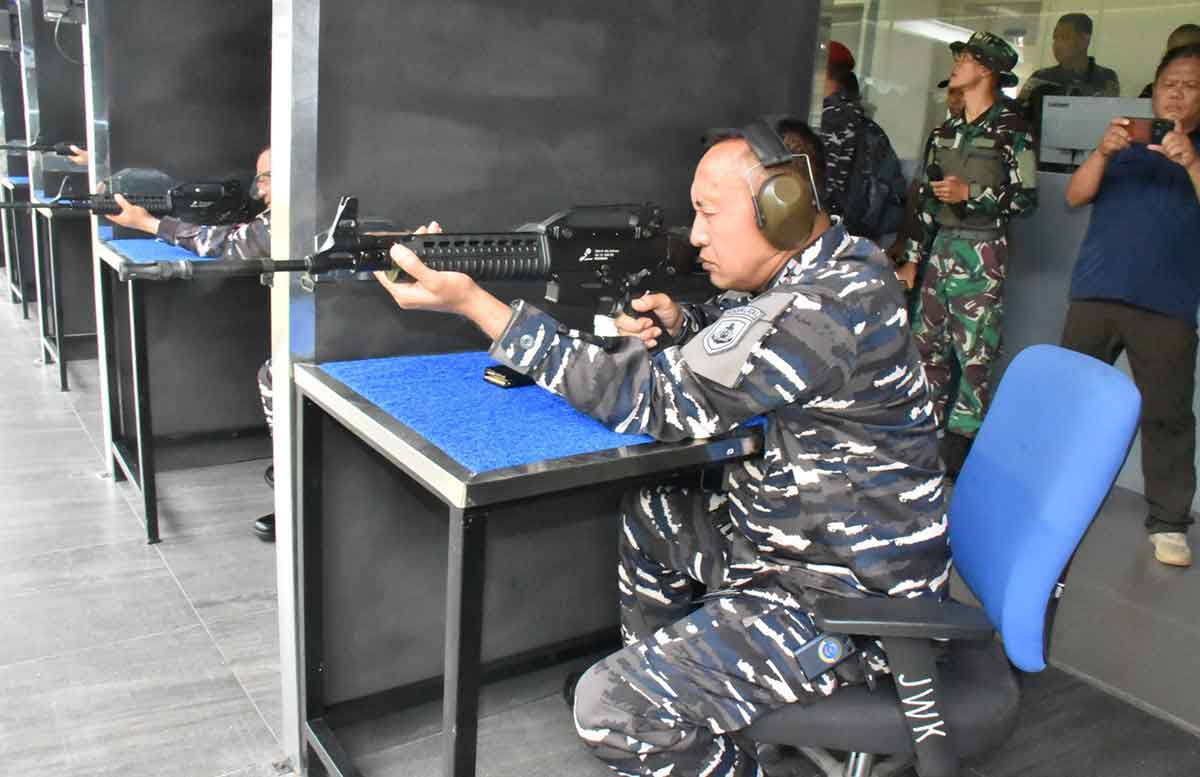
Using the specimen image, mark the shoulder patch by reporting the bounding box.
[701,306,764,354]
[681,293,794,389]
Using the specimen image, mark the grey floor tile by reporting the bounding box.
[1051,579,1200,735]
[0,426,105,478]
[155,518,277,624]
[356,695,610,777]
[143,460,274,539]
[0,624,284,777]
[207,607,283,740]
[972,668,1200,777]
[1064,487,1200,634]
[0,540,198,665]
[0,472,144,561]
[338,653,603,765]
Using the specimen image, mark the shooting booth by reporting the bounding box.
[269,2,823,775]
[0,5,34,317]
[82,0,272,543]
[16,0,91,389]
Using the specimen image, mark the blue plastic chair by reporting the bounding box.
[746,345,1142,777]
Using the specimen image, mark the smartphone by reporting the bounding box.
[482,364,536,389]
[1127,117,1174,145]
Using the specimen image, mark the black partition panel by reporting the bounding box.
[25,0,84,147]
[97,0,270,181]
[311,0,819,363]
[1,51,27,177]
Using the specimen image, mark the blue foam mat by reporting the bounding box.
[319,351,655,474]
[104,238,212,263]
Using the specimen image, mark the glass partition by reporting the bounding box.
[812,0,1200,169]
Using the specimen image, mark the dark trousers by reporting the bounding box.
[573,484,855,777]
[1061,300,1197,533]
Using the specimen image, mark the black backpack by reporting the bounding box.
[842,117,907,240]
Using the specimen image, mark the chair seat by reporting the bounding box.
[745,639,1020,760]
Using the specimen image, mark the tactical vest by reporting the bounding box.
[931,132,1006,230]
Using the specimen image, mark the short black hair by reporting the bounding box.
[1057,13,1093,37]
[1173,23,1200,37]
[775,118,827,207]
[1156,42,1200,80]
[826,62,860,100]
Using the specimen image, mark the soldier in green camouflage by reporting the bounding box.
[897,32,1038,474]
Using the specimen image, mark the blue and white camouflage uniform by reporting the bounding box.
[156,209,272,260]
[490,220,948,777]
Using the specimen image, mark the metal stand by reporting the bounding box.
[2,179,34,318]
[32,208,96,391]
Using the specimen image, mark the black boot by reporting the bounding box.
[940,432,974,479]
[254,514,275,542]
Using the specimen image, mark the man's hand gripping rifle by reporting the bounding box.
[119,196,700,345]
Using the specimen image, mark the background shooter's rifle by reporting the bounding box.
[0,139,83,156]
[0,177,252,225]
[119,196,704,346]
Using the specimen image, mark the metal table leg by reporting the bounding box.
[442,506,487,777]
[129,280,159,543]
[97,262,126,482]
[48,218,69,391]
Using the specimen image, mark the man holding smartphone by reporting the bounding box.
[1062,44,1200,567]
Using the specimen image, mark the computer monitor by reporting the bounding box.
[1040,96,1153,166]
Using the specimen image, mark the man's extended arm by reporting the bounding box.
[157,211,272,260]
[106,193,273,261]
[378,247,853,442]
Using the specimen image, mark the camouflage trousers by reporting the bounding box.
[912,232,1006,437]
[257,358,273,434]
[573,484,850,777]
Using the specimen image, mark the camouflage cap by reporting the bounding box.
[950,31,1020,88]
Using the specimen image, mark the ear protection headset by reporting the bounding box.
[706,119,821,250]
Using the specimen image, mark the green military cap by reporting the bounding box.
[950,31,1020,87]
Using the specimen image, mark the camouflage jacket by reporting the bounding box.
[901,99,1037,264]
[155,209,271,260]
[819,90,867,218]
[1018,59,1120,102]
[492,221,950,600]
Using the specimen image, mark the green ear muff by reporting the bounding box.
[756,172,815,250]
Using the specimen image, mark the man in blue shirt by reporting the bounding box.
[1062,44,1200,567]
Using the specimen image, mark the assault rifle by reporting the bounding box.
[118,196,704,340]
[0,139,83,156]
[0,177,253,225]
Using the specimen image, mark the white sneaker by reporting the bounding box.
[1150,532,1193,567]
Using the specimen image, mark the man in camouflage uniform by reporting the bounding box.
[108,146,277,540]
[898,32,1038,474]
[375,121,948,777]
[819,40,864,220]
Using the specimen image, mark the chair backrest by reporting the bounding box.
[949,345,1141,672]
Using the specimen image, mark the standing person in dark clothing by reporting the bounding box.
[373,119,948,777]
[899,32,1038,476]
[107,147,276,541]
[1141,25,1200,98]
[819,41,864,220]
[1062,44,1200,568]
[1019,13,1120,101]
[1019,14,1120,143]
